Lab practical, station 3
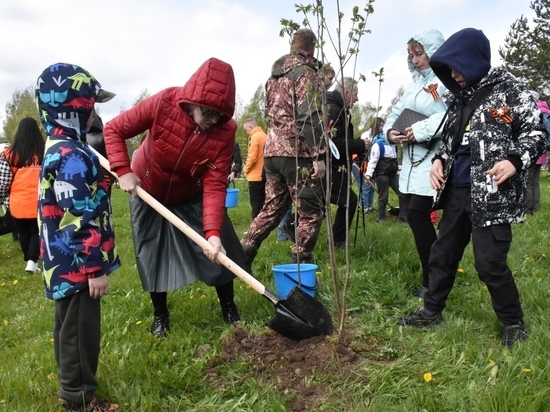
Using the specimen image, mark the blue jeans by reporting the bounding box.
[351,163,373,208]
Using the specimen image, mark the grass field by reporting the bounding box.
[0,174,549,411]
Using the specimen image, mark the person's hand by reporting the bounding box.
[311,160,326,180]
[486,160,515,185]
[388,129,406,144]
[227,172,235,183]
[119,172,140,197]
[394,127,415,143]
[203,235,226,262]
[430,158,445,190]
[88,274,109,299]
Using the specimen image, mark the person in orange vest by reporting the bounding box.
[0,117,45,273]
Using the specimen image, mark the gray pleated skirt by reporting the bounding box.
[130,191,245,292]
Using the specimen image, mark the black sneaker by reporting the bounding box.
[501,323,530,348]
[63,396,119,411]
[397,307,443,328]
[151,312,170,337]
[221,302,240,325]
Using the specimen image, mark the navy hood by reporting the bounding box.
[429,28,491,95]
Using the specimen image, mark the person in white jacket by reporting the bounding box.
[383,28,447,296]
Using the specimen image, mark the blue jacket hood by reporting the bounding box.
[407,28,446,75]
[429,28,491,95]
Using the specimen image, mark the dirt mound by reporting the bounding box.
[204,326,389,411]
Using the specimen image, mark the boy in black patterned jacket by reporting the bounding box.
[397,28,548,348]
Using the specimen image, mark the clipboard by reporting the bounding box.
[392,109,428,135]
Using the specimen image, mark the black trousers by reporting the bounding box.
[423,186,524,325]
[328,169,357,243]
[248,180,266,219]
[405,194,437,287]
[13,217,39,262]
[55,290,101,405]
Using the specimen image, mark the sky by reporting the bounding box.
[0,0,536,133]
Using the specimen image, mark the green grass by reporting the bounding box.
[1,175,549,411]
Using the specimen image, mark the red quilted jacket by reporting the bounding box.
[103,58,237,237]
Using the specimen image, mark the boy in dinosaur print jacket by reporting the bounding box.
[36,62,120,411]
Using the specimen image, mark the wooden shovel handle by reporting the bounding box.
[90,147,268,297]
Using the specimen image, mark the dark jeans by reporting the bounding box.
[405,194,437,287]
[424,186,524,325]
[55,290,101,405]
[13,217,40,262]
[248,180,266,219]
[525,164,541,214]
[328,168,357,243]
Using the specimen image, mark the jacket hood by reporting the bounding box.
[36,63,114,142]
[407,28,445,75]
[430,28,491,95]
[270,52,321,79]
[179,58,236,123]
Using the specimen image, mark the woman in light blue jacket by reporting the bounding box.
[383,28,447,294]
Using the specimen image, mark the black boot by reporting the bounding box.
[150,291,170,337]
[220,301,240,325]
[216,281,240,325]
[377,208,386,223]
[151,311,170,337]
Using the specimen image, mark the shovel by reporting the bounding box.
[91,148,333,341]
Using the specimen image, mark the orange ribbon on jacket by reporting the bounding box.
[423,84,440,100]
[190,159,217,176]
[489,107,513,124]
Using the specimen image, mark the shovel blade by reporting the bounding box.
[267,286,333,341]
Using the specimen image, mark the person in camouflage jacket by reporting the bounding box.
[397,28,548,348]
[242,28,326,266]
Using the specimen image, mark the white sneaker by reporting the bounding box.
[25,260,39,273]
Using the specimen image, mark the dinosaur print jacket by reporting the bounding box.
[36,63,120,300]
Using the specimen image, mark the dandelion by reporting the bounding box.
[457,268,465,273]
[542,253,546,258]
[136,320,142,325]
[47,374,54,380]
[3,320,8,326]
[200,294,206,299]
[522,368,531,373]
[12,279,18,285]
[50,338,54,343]
[525,256,532,262]
[0,400,5,404]
[190,294,194,299]
[1,282,5,286]
[423,372,432,382]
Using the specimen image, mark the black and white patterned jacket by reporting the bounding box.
[434,66,547,228]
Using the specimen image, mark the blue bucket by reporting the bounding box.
[225,188,239,208]
[272,263,318,299]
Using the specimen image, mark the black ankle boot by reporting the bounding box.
[151,311,170,337]
[221,302,240,325]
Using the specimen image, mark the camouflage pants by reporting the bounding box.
[241,156,324,261]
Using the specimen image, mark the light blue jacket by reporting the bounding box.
[384,28,448,196]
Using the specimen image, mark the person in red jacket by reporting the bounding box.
[103,58,245,337]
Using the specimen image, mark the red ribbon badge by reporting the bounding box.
[423,84,440,100]
[489,107,513,124]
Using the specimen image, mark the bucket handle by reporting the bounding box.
[282,271,318,291]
